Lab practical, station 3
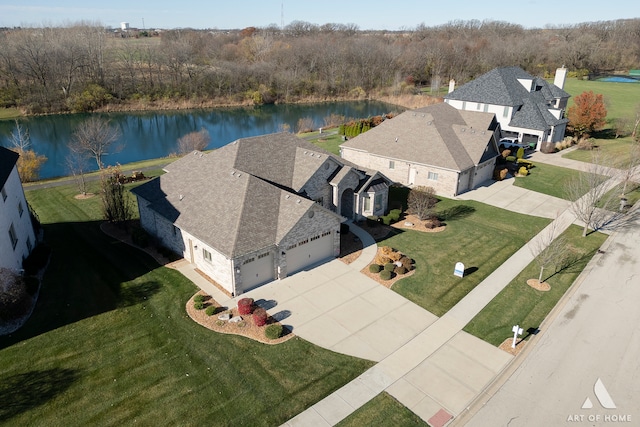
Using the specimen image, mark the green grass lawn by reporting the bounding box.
[512,162,583,200]
[0,108,22,120]
[299,129,343,156]
[562,137,636,167]
[0,183,374,426]
[383,198,551,317]
[336,392,427,427]
[463,225,607,346]
[563,78,640,123]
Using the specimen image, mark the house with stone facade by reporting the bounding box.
[340,102,500,197]
[131,132,390,295]
[0,146,36,272]
[444,66,570,151]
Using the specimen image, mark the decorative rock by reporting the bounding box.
[229,316,243,323]
[217,313,231,321]
[395,261,403,267]
[404,221,414,227]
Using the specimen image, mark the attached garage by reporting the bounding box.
[239,251,275,293]
[286,231,334,275]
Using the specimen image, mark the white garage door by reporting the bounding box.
[286,231,334,275]
[239,251,275,292]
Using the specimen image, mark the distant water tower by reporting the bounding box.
[121,22,129,31]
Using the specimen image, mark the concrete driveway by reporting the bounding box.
[456,177,570,219]
[222,259,438,362]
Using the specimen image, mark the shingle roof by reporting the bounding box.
[132,133,350,258]
[341,103,497,171]
[0,146,19,188]
[509,92,568,131]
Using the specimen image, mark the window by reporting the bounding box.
[315,197,323,206]
[364,196,371,212]
[483,104,489,112]
[8,224,18,249]
[503,106,509,118]
[203,248,212,262]
[374,194,383,211]
[428,172,439,181]
[258,252,270,259]
[476,103,482,110]
[18,201,24,217]
[243,257,255,265]
[389,160,395,169]
[1,186,6,201]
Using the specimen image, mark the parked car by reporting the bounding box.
[499,138,534,151]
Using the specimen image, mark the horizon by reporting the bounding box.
[0,0,637,31]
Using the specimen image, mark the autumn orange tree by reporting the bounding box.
[8,120,47,182]
[567,91,608,138]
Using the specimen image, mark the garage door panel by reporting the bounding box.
[240,253,274,292]
[287,232,333,275]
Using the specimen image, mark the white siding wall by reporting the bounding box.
[0,167,36,272]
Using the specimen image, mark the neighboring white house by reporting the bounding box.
[444,66,570,151]
[340,102,501,197]
[0,146,36,272]
[131,133,390,296]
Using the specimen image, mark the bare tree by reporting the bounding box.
[8,120,47,182]
[564,153,617,236]
[100,166,133,225]
[177,128,210,154]
[617,144,640,201]
[408,186,437,220]
[69,117,122,169]
[529,218,567,286]
[66,149,90,196]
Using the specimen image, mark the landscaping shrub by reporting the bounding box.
[253,308,268,326]
[265,323,283,339]
[400,256,413,270]
[205,306,217,316]
[194,294,205,303]
[237,298,254,315]
[505,156,516,162]
[381,215,392,225]
[516,158,534,168]
[379,269,393,280]
[424,217,442,229]
[501,149,511,158]
[516,147,525,159]
[388,209,401,221]
[394,266,407,275]
[384,263,395,272]
[194,300,205,310]
[577,138,595,150]
[518,166,529,176]
[369,264,382,273]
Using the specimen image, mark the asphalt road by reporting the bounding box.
[464,212,640,426]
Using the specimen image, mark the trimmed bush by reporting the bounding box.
[369,264,382,273]
[400,256,413,270]
[205,306,217,316]
[501,149,511,158]
[516,147,525,159]
[384,263,395,272]
[394,266,407,275]
[194,294,205,303]
[381,215,392,225]
[518,166,529,176]
[237,298,254,315]
[379,269,393,280]
[505,156,516,162]
[194,300,205,310]
[253,308,268,326]
[388,209,401,221]
[265,324,283,339]
[516,158,534,169]
[424,217,442,229]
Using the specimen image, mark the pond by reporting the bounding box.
[0,101,400,180]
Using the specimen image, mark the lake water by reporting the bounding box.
[0,101,400,179]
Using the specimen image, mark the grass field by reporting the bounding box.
[463,225,607,346]
[563,78,640,123]
[336,392,427,426]
[0,108,22,120]
[512,162,583,200]
[562,137,636,166]
[380,198,551,317]
[0,182,374,426]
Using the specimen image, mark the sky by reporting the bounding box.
[0,0,636,30]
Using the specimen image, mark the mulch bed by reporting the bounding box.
[186,291,293,345]
[526,279,551,291]
[499,337,527,356]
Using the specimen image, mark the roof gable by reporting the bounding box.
[0,146,19,188]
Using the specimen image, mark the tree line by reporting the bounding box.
[1,19,640,114]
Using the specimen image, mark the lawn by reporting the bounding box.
[463,225,607,346]
[563,78,640,123]
[299,128,343,155]
[382,198,551,317]
[562,137,637,167]
[336,392,427,427]
[512,162,583,200]
[0,108,22,120]
[0,182,374,426]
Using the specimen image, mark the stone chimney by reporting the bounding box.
[554,66,568,90]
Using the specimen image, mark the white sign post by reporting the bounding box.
[454,262,465,278]
[511,325,523,349]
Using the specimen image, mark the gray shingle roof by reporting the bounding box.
[132,133,350,258]
[340,103,497,171]
[0,146,19,188]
